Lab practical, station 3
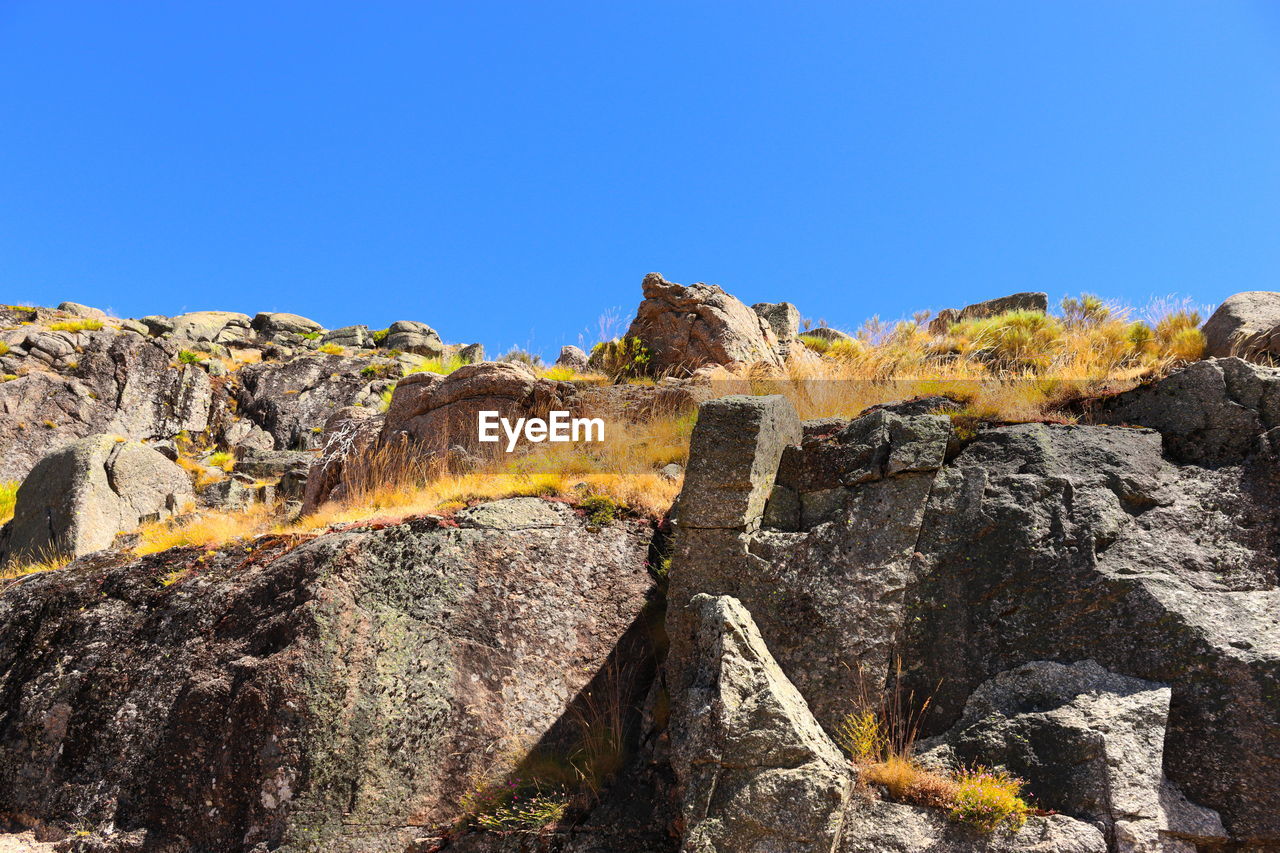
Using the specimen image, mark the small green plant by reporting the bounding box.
[177,350,205,365]
[377,387,394,412]
[589,336,650,381]
[360,363,396,379]
[207,451,234,471]
[949,767,1030,832]
[835,708,887,764]
[0,374,16,382]
[580,495,620,525]
[459,780,569,834]
[407,354,467,376]
[798,332,836,354]
[372,328,389,345]
[1061,293,1111,327]
[49,318,103,333]
[0,341,9,356]
[299,331,322,341]
[318,342,345,355]
[0,480,19,525]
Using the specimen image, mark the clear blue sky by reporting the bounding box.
[2,2,1278,357]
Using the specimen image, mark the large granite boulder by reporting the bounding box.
[555,345,589,370]
[670,594,850,853]
[0,500,655,852]
[384,320,444,357]
[1201,291,1280,360]
[919,660,1226,851]
[55,301,106,319]
[928,292,1049,334]
[234,354,385,451]
[251,312,324,337]
[624,273,788,374]
[1,435,192,564]
[170,311,252,343]
[839,798,1106,853]
[300,406,383,513]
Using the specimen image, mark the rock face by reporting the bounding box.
[170,310,252,343]
[670,594,850,853]
[235,354,386,451]
[1201,290,1280,360]
[300,406,383,513]
[919,660,1226,851]
[839,799,1106,853]
[624,273,789,373]
[1,435,192,564]
[385,320,444,357]
[251,312,324,337]
[928,291,1049,334]
[0,500,655,852]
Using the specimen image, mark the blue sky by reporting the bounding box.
[2,2,1278,357]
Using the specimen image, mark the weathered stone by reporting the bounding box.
[670,594,850,853]
[56,302,106,319]
[1091,356,1280,464]
[455,496,568,530]
[0,508,655,852]
[555,345,589,370]
[1201,291,1280,360]
[801,327,853,343]
[625,273,788,373]
[138,315,173,336]
[752,302,801,359]
[235,354,383,451]
[300,406,383,513]
[251,312,324,337]
[838,798,1106,853]
[322,325,371,348]
[919,660,1227,851]
[385,320,444,357]
[457,343,485,364]
[170,311,251,343]
[1,435,192,563]
[928,292,1049,334]
[678,394,801,530]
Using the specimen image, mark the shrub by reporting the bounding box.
[177,350,204,365]
[0,480,18,525]
[318,342,345,355]
[372,328,389,345]
[500,347,544,368]
[949,767,1030,832]
[407,354,466,376]
[589,337,650,381]
[360,363,396,379]
[459,781,569,834]
[48,318,103,333]
[207,451,235,472]
[1061,293,1111,327]
[299,331,322,341]
[541,365,577,381]
[948,310,1065,372]
[835,708,886,764]
[798,332,835,354]
[580,494,620,525]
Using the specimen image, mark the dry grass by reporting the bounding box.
[0,480,18,526]
[134,504,277,555]
[0,549,72,582]
[48,318,103,333]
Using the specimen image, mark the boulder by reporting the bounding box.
[385,320,444,357]
[379,361,570,457]
[919,660,1226,851]
[1,435,192,564]
[801,327,853,342]
[839,799,1106,853]
[301,406,386,513]
[1201,291,1280,360]
[322,325,371,349]
[235,354,385,451]
[56,302,106,319]
[170,311,252,343]
[624,273,788,373]
[555,345,590,370]
[251,312,324,337]
[139,315,174,336]
[1090,356,1280,465]
[753,301,801,359]
[670,594,850,853]
[0,503,655,852]
[457,343,486,364]
[928,292,1049,334]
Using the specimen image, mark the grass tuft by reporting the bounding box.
[48,318,103,333]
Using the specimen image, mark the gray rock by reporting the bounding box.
[555,345,590,370]
[625,273,789,373]
[920,660,1226,851]
[1,435,192,563]
[323,324,371,348]
[170,311,251,343]
[839,798,1106,853]
[139,315,174,336]
[300,406,383,513]
[385,320,444,357]
[118,318,149,336]
[801,326,853,342]
[56,301,106,319]
[251,311,324,337]
[235,354,385,451]
[454,497,568,530]
[678,394,801,530]
[659,462,684,482]
[671,594,850,853]
[928,291,1049,334]
[1202,290,1280,360]
[753,301,801,341]
[457,343,485,364]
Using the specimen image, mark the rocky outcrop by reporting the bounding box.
[839,799,1106,853]
[752,301,801,359]
[0,435,191,564]
[55,302,106,319]
[251,312,325,337]
[919,661,1226,851]
[1201,291,1280,360]
[624,274,789,374]
[555,345,589,370]
[0,499,655,852]
[385,320,444,357]
[928,291,1049,334]
[671,593,850,853]
[235,354,386,451]
[301,406,384,513]
[170,311,252,343]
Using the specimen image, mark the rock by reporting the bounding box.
[385,321,444,357]
[322,325,371,349]
[235,354,385,451]
[457,343,485,364]
[1201,291,1280,360]
[838,798,1106,853]
[170,311,252,343]
[801,327,853,342]
[555,345,589,370]
[752,301,801,341]
[1,435,192,564]
[379,361,570,457]
[251,312,324,337]
[928,291,1049,334]
[658,462,683,482]
[1091,356,1280,464]
[56,302,106,319]
[624,273,788,373]
[197,474,275,512]
[0,507,655,852]
[454,496,568,530]
[677,394,801,530]
[670,594,850,853]
[138,315,173,336]
[919,660,1227,851]
[118,319,149,336]
[300,406,382,513]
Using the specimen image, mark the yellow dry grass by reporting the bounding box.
[0,550,72,582]
[134,504,277,556]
